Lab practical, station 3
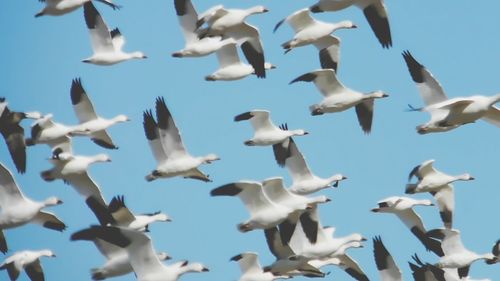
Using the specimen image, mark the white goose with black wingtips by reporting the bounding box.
[0,163,65,254]
[82,2,146,65]
[309,0,392,48]
[35,0,119,17]
[231,252,291,281]
[143,97,219,182]
[284,137,346,195]
[289,69,388,134]
[70,78,129,149]
[71,226,209,281]
[234,110,308,167]
[402,51,500,134]
[0,249,56,281]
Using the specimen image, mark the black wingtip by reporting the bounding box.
[289,72,317,84]
[174,0,187,16]
[210,183,242,196]
[402,50,425,83]
[83,1,100,29]
[234,111,253,122]
[273,18,285,33]
[230,254,243,261]
[70,77,84,105]
[143,110,158,141]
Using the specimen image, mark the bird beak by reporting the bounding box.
[382,93,389,98]
[352,24,358,28]
[263,8,269,12]
[202,267,210,272]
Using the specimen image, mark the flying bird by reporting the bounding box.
[230,252,291,281]
[143,97,219,182]
[0,249,56,281]
[82,2,147,65]
[35,0,119,17]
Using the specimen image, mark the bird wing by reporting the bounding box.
[83,2,114,54]
[285,9,315,33]
[0,230,6,254]
[264,227,296,259]
[338,254,370,281]
[215,42,241,68]
[25,259,45,281]
[65,172,106,206]
[155,97,188,159]
[427,229,466,256]
[226,23,266,78]
[418,159,437,178]
[402,51,447,106]
[355,99,374,134]
[233,252,262,274]
[4,127,26,174]
[211,181,274,215]
[174,0,200,44]
[285,138,314,182]
[0,162,26,207]
[482,106,500,127]
[108,195,136,226]
[234,110,275,132]
[143,110,168,164]
[396,209,426,231]
[32,211,66,231]
[290,69,344,97]
[90,129,117,149]
[94,238,124,260]
[0,261,20,281]
[313,36,340,71]
[373,236,402,281]
[362,1,392,48]
[70,78,98,123]
[431,185,454,229]
[110,28,126,51]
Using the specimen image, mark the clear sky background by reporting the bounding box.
[1,0,499,280]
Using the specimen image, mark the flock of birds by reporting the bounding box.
[1,0,499,280]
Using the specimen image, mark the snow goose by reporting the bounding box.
[26,113,87,151]
[309,0,392,48]
[143,97,219,182]
[210,180,297,233]
[0,163,65,254]
[289,205,366,259]
[231,252,291,281]
[0,98,41,174]
[90,239,170,280]
[172,0,235,58]
[426,228,496,278]
[107,195,171,231]
[197,5,269,78]
[70,78,129,149]
[35,0,119,17]
[263,227,325,278]
[308,242,368,281]
[261,177,331,244]
[0,249,55,281]
[274,9,356,53]
[234,110,308,167]
[290,68,388,134]
[486,240,499,264]
[205,41,275,81]
[402,51,500,133]
[406,159,474,193]
[71,226,209,281]
[373,236,402,281]
[371,196,444,256]
[83,2,147,65]
[284,137,346,195]
[40,148,110,208]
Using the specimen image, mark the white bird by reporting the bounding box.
[0,163,65,254]
[234,110,308,166]
[210,180,297,233]
[0,249,56,281]
[373,236,402,281]
[402,51,500,133]
[26,113,87,151]
[71,226,209,281]
[40,149,110,207]
[407,254,490,281]
[0,98,41,174]
[196,5,269,78]
[406,159,474,193]
[172,0,234,58]
[274,9,357,53]
[371,196,444,256]
[308,241,368,281]
[427,228,496,279]
[107,195,171,231]
[309,0,392,48]
[205,41,275,81]
[35,0,119,17]
[284,137,346,195]
[70,78,129,149]
[82,2,147,65]
[230,252,291,281]
[290,68,388,134]
[263,227,325,278]
[289,205,366,259]
[261,177,331,244]
[90,238,170,280]
[143,97,219,182]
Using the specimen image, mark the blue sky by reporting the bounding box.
[1,0,499,280]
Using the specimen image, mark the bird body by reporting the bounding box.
[0,249,55,281]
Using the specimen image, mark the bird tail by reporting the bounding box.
[405,183,417,194]
[91,268,106,280]
[145,173,156,182]
[309,105,323,116]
